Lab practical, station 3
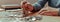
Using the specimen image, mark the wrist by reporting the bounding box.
[57,8,60,16]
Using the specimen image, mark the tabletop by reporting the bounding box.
[35,16,60,22]
[29,11,60,22]
[0,9,59,22]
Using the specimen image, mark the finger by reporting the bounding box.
[43,11,53,16]
[42,12,55,16]
[40,11,48,15]
[21,1,30,8]
[39,8,47,13]
[21,0,27,5]
[40,12,52,16]
[43,12,51,16]
[39,9,48,15]
[27,4,33,11]
[48,12,58,16]
[21,0,30,5]
[21,1,28,8]
[21,1,27,8]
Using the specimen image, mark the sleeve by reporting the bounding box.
[31,0,48,12]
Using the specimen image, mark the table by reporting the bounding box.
[0,10,59,22]
[23,12,60,22]
[35,16,60,22]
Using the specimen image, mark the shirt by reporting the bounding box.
[31,0,60,16]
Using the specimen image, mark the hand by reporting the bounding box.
[39,7,59,16]
[21,1,34,11]
[21,1,34,17]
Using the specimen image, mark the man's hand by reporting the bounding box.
[21,1,34,17]
[39,7,59,16]
[21,1,34,11]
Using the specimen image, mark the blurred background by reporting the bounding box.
[0,0,37,8]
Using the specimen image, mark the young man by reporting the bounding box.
[21,0,60,16]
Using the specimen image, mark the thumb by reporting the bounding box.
[21,1,27,5]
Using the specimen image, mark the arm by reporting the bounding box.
[57,4,60,16]
[31,0,48,12]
